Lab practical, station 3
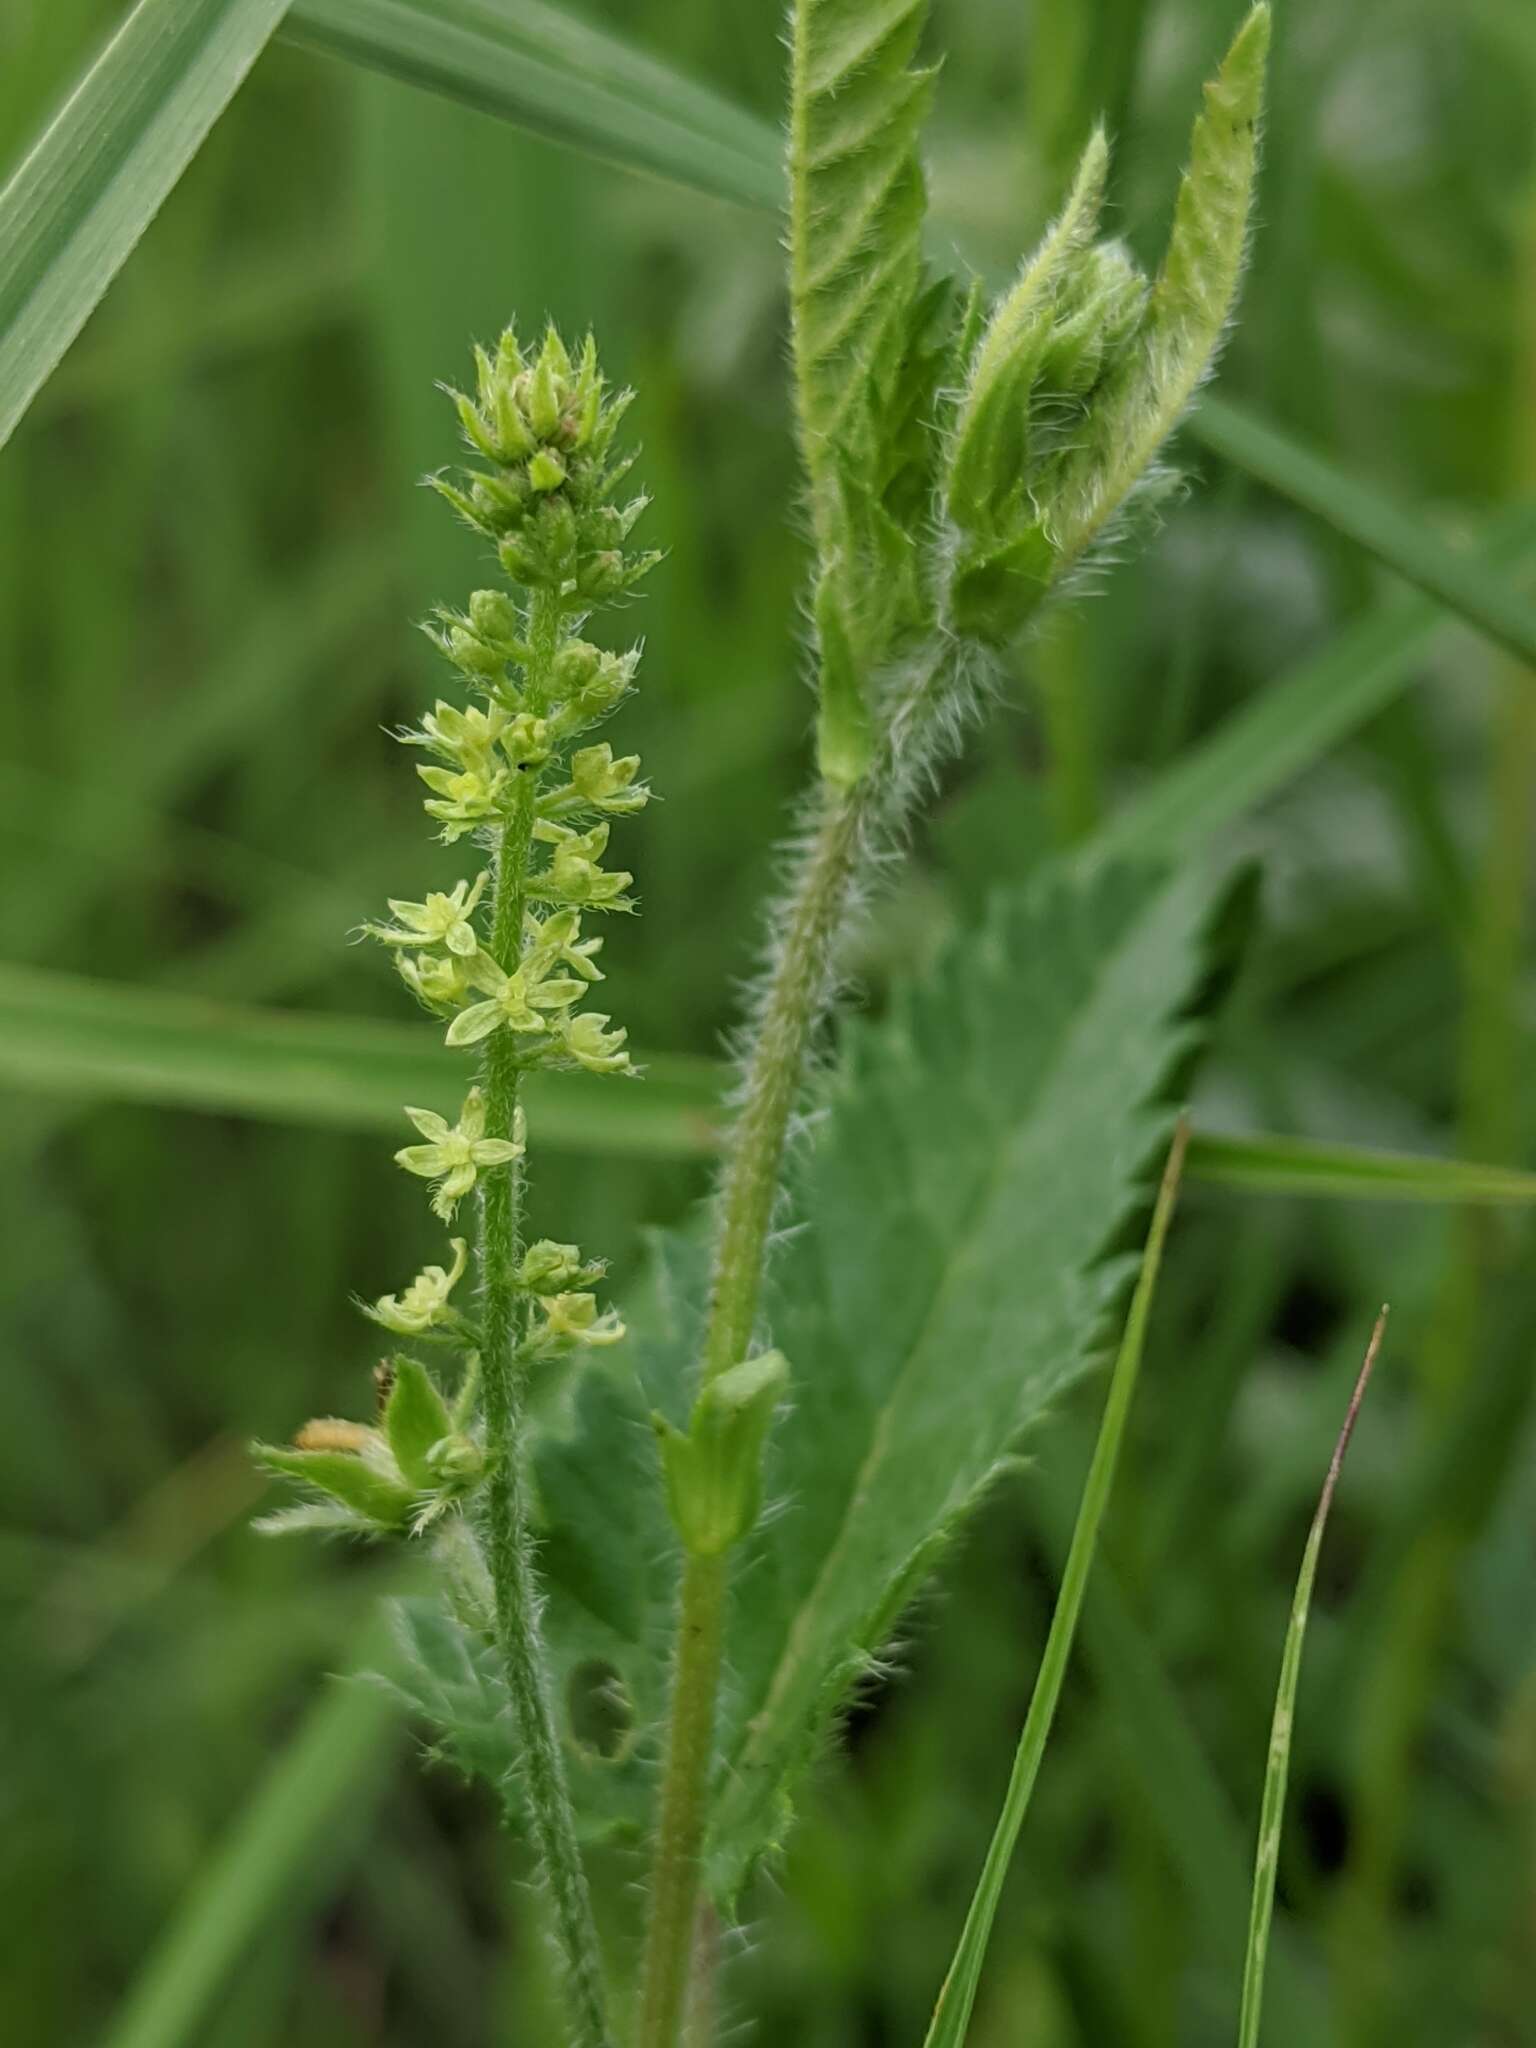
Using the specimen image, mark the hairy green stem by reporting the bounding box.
[636,783,862,2048]
[477,589,610,2048]
[636,1551,728,2048]
[637,632,966,2047]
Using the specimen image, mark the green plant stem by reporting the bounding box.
[636,1550,728,2048]
[636,780,865,2048]
[637,638,959,2048]
[476,589,610,2048]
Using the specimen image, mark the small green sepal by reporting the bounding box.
[654,1350,789,1558]
[252,1439,415,1532]
[384,1356,454,1489]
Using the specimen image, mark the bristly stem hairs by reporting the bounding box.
[255,325,658,2048]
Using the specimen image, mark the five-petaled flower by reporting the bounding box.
[367,873,488,957]
[394,1089,524,1219]
[445,955,586,1048]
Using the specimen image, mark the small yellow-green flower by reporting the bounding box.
[445,955,585,1048]
[367,872,487,957]
[571,743,647,813]
[531,820,632,906]
[525,907,604,983]
[396,950,477,1014]
[518,1240,604,1292]
[394,1089,524,1219]
[366,1238,469,1335]
[529,1291,625,1354]
[418,761,510,840]
[561,1011,632,1075]
[401,697,509,767]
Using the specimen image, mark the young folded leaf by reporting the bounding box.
[940,4,1269,645]
[789,0,942,781]
[1054,4,1271,567]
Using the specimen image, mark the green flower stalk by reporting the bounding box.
[253,322,658,2048]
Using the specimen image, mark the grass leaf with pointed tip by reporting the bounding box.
[1189,1131,1536,1206]
[923,1122,1190,2048]
[284,0,781,210]
[0,0,291,454]
[1191,396,1536,670]
[0,962,721,1158]
[1236,1314,1385,2048]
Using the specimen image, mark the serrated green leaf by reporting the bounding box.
[1054,4,1270,568]
[383,1358,452,1487]
[699,859,1233,1899]
[386,865,1234,1873]
[385,1278,699,1839]
[0,0,291,454]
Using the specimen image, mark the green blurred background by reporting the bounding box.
[3,0,1535,2042]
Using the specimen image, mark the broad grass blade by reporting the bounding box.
[1193,397,1536,670]
[0,962,721,1158]
[102,1664,397,2048]
[922,1121,1190,2048]
[0,0,291,453]
[1100,502,1536,861]
[284,0,781,209]
[1189,1131,1536,1206]
[1236,1313,1386,2048]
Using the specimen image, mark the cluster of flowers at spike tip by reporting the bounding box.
[363,323,661,1081]
[430,324,661,600]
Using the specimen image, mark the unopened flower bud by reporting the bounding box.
[528,449,566,493]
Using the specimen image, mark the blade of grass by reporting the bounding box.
[0,0,291,453]
[13,956,1534,1201]
[922,1120,1190,2048]
[1189,1131,1536,1206]
[102,1662,398,2048]
[1236,1310,1386,2048]
[0,962,722,1157]
[1099,502,1536,861]
[283,0,781,210]
[1191,397,1536,670]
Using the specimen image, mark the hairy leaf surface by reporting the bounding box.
[1054,4,1270,565]
[789,0,942,779]
[384,1273,696,1835]
[384,863,1233,1874]
[702,859,1233,1897]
